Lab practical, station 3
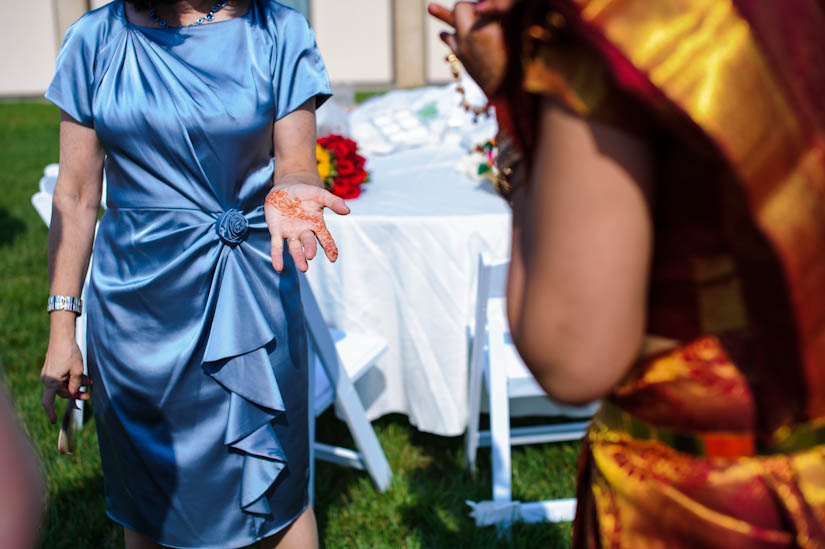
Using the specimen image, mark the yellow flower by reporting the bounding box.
[316,143,333,182]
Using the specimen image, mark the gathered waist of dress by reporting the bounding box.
[108,204,264,214]
[99,204,268,248]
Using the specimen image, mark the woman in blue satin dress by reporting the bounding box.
[39,1,348,547]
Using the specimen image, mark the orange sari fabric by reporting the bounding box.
[496,0,825,546]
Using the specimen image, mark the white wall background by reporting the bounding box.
[0,0,59,96]
[310,0,393,85]
[0,0,455,96]
[425,0,458,82]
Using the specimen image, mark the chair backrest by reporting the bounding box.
[41,163,59,193]
[298,272,347,396]
[471,253,509,367]
[479,253,509,300]
[31,192,53,227]
[36,163,108,212]
[474,253,602,414]
[298,271,394,493]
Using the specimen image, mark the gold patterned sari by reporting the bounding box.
[493,0,825,546]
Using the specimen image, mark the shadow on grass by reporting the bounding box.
[398,428,571,549]
[31,409,576,548]
[0,207,25,247]
[313,412,573,548]
[38,471,122,549]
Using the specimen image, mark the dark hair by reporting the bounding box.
[127,0,181,11]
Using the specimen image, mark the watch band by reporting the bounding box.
[47,295,83,315]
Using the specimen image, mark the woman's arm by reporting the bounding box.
[507,99,654,404]
[41,113,103,423]
[429,2,655,404]
[265,98,350,273]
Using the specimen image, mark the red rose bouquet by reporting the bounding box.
[316,135,369,199]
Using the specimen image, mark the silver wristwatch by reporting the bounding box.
[47,295,83,315]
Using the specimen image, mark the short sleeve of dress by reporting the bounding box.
[272,9,332,121]
[45,19,96,127]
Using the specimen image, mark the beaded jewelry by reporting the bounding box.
[150,1,228,28]
[446,53,493,123]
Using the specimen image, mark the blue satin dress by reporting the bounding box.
[45,2,331,547]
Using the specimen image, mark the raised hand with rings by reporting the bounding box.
[426,1,510,96]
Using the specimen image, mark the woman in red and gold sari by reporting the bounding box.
[430,0,825,546]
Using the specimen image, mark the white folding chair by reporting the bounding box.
[465,253,599,528]
[299,273,393,498]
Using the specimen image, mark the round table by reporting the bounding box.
[305,142,511,436]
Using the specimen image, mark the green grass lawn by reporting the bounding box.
[0,102,577,548]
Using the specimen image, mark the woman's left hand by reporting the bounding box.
[264,181,350,273]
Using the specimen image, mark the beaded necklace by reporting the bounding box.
[150,1,228,28]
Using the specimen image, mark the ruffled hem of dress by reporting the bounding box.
[202,340,287,517]
[195,208,293,519]
[105,500,309,549]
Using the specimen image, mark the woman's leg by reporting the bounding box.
[124,527,165,549]
[259,505,318,549]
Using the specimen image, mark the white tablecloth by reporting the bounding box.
[305,137,512,436]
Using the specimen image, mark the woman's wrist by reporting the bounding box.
[272,171,324,191]
[48,311,77,343]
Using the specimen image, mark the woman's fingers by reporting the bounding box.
[63,388,91,401]
[440,31,460,53]
[427,3,455,27]
[58,402,76,455]
[475,0,515,15]
[67,368,84,397]
[452,1,477,35]
[315,226,339,263]
[41,384,58,424]
[320,190,351,216]
[288,237,308,272]
[69,374,93,401]
[42,369,92,419]
[435,3,484,56]
[300,231,317,261]
[271,236,284,273]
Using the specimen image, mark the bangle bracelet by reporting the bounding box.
[48,295,83,315]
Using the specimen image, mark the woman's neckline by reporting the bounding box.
[120,0,253,32]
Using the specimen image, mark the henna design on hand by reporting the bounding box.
[265,189,338,262]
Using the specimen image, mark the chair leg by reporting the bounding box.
[307,349,317,504]
[487,359,512,504]
[332,375,392,492]
[300,273,392,492]
[72,291,88,430]
[465,344,484,472]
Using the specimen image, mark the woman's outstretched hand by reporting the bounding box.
[265,182,350,273]
[427,1,509,96]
